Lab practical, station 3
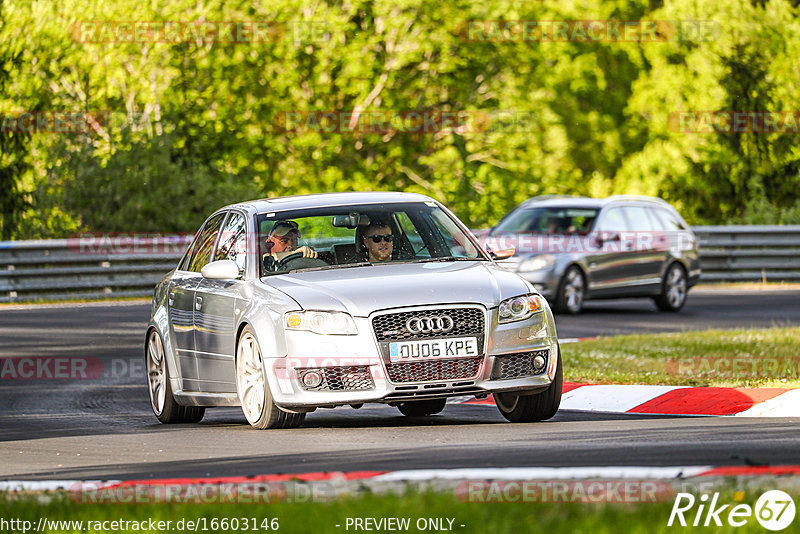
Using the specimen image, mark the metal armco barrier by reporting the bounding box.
[0,226,798,303]
[693,225,800,283]
[0,235,192,303]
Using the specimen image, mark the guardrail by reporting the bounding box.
[0,226,798,303]
[0,236,192,303]
[693,225,800,283]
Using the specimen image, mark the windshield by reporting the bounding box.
[492,207,598,236]
[257,202,487,276]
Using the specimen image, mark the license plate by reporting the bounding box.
[388,337,480,362]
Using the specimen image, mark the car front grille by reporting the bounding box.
[490,350,549,380]
[297,366,375,391]
[385,357,483,383]
[372,307,485,342]
[372,307,486,383]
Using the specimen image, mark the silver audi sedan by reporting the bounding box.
[145,192,561,429]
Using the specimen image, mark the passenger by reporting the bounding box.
[263,220,317,263]
[361,221,394,262]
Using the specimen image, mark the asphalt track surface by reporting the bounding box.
[1,289,799,481]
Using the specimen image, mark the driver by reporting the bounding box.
[263,220,318,263]
[362,221,394,262]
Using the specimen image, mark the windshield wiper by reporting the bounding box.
[413,256,485,263]
[261,261,374,277]
[312,261,373,271]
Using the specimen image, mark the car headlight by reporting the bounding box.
[517,254,556,272]
[284,311,358,335]
[498,294,546,323]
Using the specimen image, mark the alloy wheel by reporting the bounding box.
[237,332,266,425]
[147,330,166,415]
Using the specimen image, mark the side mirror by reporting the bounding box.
[489,247,516,260]
[201,259,241,280]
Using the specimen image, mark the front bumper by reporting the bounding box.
[265,304,559,410]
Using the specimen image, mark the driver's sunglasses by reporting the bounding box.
[366,234,394,243]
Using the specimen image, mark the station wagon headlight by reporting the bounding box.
[498,294,545,323]
[517,254,556,272]
[284,311,358,335]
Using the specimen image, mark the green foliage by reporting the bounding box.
[1,0,799,237]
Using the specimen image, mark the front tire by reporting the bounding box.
[236,326,305,429]
[553,266,585,314]
[494,346,562,422]
[397,398,447,417]
[146,329,205,424]
[653,263,687,312]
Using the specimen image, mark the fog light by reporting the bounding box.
[532,355,546,372]
[301,370,322,388]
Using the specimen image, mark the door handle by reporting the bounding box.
[195,296,203,310]
[168,292,175,306]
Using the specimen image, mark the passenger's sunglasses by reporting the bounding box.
[366,234,394,243]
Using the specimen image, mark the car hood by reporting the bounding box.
[262,261,532,316]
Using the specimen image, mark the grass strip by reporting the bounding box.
[1,488,787,533]
[561,326,800,388]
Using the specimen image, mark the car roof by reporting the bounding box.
[517,195,675,210]
[226,192,436,213]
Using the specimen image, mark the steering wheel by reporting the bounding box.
[278,251,329,270]
[277,251,305,266]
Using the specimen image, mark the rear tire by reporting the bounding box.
[236,326,305,429]
[397,398,447,417]
[553,266,585,314]
[146,329,205,424]
[494,346,562,422]
[653,263,687,312]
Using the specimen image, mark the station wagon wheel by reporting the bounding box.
[235,325,305,429]
[654,263,687,312]
[146,329,205,424]
[494,346,562,423]
[554,266,585,314]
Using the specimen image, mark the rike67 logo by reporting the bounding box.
[668,490,796,530]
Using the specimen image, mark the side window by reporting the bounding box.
[622,206,656,231]
[429,210,478,258]
[178,230,201,271]
[395,212,431,258]
[187,213,226,273]
[646,208,668,231]
[595,207,629,232]
[214,212,247,273]
[654,208,687,231]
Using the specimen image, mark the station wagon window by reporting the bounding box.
[214,212,247,273]
[492,207,598,235]
[186,212,226,273]
[653,208,687,232]
[622,206,657,232]
[595,207,629,232]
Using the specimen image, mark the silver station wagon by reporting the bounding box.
[146,192,562,429]
[484,195,701,314]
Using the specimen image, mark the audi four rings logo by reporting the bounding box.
[406,315,455,333]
